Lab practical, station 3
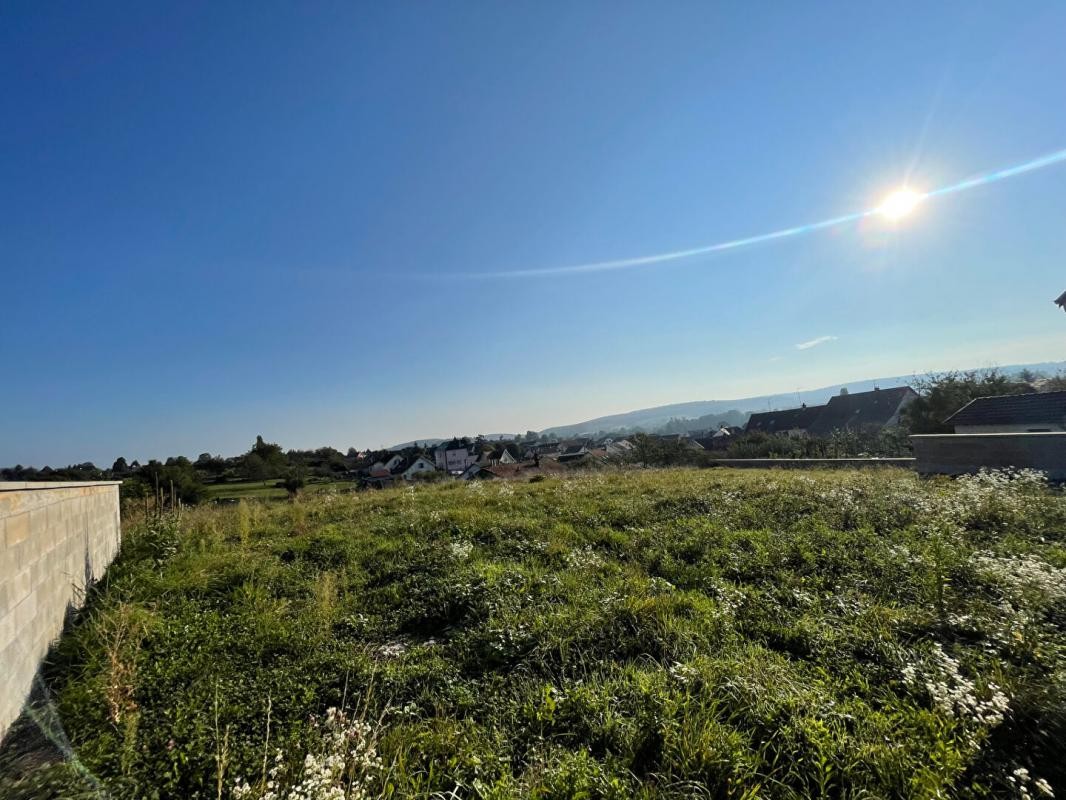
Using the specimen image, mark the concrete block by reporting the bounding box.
[0,612,15,651]
[6,513,29,547]
[13,593,37,631]
[8,568,31,605]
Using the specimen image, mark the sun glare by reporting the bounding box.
[879,189,924,220]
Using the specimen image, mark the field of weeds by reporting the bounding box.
[4,468,1065,799]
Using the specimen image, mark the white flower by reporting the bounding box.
[448,540,473,560]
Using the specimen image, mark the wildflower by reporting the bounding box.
[231,707,382,799]
[901,644,1010,751]
[377,639,407,659]
[668,662,698,685]
[448,540,473,560]
[972,552,1066,603]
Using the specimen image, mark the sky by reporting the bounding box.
[3,2,1066,466]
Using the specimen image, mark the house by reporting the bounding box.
[476,443,520,467]
[694,425,739,451]
[434,439,477,474]
[605,439,635,457]
[743,387,917,439]
[459,463,497,480]
[368,454,404,476]
[400,456,438,479]
[806,386,917,437]
[364,454,439,488]
[745,404,825,437]
[944,390,1066,433]
[556,444,590,463]
[524,441,560,458]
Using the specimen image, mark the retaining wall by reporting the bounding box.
[0,481,121,742]
[910,432,1066,479]
[708,458,915,470]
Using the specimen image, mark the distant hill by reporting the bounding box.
[387,434,518,451]
[538,361,1066,438]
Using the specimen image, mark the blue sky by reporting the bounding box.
[3,2,1066,466]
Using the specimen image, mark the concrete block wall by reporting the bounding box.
[910,432,1066,479]
[0,481,121,742]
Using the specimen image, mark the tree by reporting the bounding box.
[111,457,129,475]
[630,433,659,467]
[279,469,306,500]
[243,435,287,479]
[901,370,1033,434]
[194,452,226,478]
[136,457,207,505]
[1038,372,1066,392]
[241,453,271,482]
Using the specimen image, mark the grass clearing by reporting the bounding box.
[4,468,1065,799]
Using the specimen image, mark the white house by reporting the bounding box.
[434,439,477,473]
[401,456,438,480]
[370,454,404,475]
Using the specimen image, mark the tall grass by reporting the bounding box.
[5,469,1065,799]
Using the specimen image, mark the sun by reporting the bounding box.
[879,189,924,220]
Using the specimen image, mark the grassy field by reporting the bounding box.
[204,478,352,501]
[5,468,1065,799]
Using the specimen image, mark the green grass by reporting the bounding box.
[6,468,1066,799]
[204,478,350,501]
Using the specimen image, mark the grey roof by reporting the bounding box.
[807,386,916,436]
[945,390,1066,427]
[745,404,825,434]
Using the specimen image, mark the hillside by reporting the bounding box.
[386,434,518,451]
[6,468,1063,798]
[539,360,1066,438]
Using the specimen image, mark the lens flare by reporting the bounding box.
[879,189,924,220]
[445,146,1066,280]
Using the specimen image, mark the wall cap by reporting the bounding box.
[0,481,123,492]
[910,432,1066,439]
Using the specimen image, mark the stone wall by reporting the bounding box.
[910,432,1066,479]
[0,481,122,742]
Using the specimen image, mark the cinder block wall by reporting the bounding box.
[910,432,1066,479]
[0,481,122,742]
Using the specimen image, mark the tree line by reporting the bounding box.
[5,368,1064,496]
